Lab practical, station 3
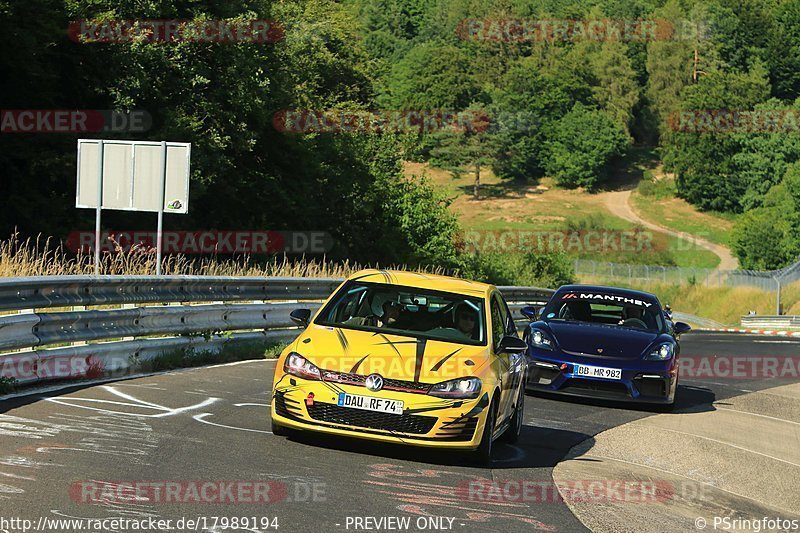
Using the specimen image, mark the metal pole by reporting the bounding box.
[776,276,782,315]
[94,140,104,275]
[156,141,167,276]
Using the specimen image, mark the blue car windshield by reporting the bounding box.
[544,293,665,333]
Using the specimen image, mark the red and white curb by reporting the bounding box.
[694,327,800,337]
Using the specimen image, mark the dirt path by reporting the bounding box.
[603,190,739,270]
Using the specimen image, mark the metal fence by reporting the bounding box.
[0,275,554,390]
[574,258,800,291]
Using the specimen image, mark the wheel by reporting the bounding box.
[501,383,525,444]
[471,399,497,465]
[271,418,289,436]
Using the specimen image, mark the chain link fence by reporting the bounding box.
[574,258,800,314]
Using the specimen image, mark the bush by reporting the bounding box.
[460,250,575,288]
[545,103,629,189]
[730,207,796,270]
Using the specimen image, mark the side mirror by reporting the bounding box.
[290,308,312,327]
[520,305,540,320]
[498,336,528,353]
[673,322,691,334]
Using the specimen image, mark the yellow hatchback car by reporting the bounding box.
[270,269,528,463]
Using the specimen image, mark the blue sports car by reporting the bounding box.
[522,285,691,407]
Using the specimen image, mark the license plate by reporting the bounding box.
[573,364,622,380]
[337,393,404,415]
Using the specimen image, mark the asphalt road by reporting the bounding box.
[0,332,797,533]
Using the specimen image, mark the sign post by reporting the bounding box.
[76,139,191,275]
[94,140,104,275]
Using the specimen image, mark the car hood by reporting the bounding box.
[291,324,489,382]
[544,321,660,359]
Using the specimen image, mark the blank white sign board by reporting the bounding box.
[76,139,190,213]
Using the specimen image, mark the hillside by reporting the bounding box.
[407,161,732,270]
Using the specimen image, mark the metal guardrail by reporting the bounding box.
[740,315,800,329]
[0,276,554,391]
[0,276,342,311]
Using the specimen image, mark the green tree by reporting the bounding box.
[663,62,771,212]
[381,41,480,109]
[587,41,640,136]
[545,103,629,189]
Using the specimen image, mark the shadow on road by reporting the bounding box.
[282,424,592,470]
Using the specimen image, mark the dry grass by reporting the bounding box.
[0,233,445,279]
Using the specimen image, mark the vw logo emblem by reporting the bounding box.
[365,374,384,392]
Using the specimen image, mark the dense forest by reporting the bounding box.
[3,0,800,273]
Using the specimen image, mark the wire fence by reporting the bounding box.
[574,258,800,292]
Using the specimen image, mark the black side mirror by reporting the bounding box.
[520,305,538,320]
[673,322,691,334]
[498,336,528,353]
[290,308,312,327]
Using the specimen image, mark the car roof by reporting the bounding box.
[346,269,493,297]
[554,284,660,304]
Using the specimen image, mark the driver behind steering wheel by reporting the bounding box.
[619,306,647,329]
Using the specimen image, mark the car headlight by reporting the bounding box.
[284,352,321,380]
[428,377,482,399]
[530,328,554,350]
[645,343,674,361]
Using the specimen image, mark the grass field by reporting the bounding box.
[630,175,737,247]
[407,161,721,268]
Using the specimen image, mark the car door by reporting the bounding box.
[489,291,514,422]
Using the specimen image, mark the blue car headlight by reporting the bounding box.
[529,328,554,351]
[645,342,674,361]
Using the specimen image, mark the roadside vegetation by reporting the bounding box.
[138,341,287,374]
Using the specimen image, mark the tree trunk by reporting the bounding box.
[474,163,480,200]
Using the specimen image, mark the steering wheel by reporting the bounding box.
[621,318,648,330]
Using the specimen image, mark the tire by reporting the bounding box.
[501,383,525,444]
[471,399,497,466]
[271,418,289,436]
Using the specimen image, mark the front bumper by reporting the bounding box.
[271,374,490,449]
[525,350,677,404]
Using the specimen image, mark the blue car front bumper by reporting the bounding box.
[525,349,677,404]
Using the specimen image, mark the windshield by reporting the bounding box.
[543,293,665,333]
[315,281,487,345]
